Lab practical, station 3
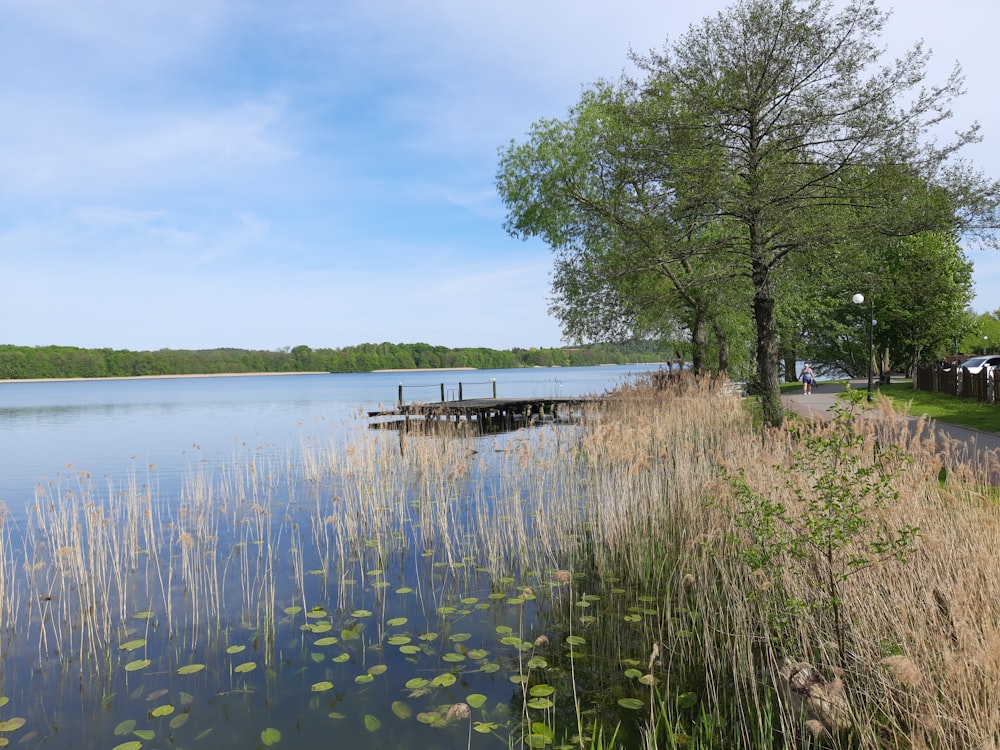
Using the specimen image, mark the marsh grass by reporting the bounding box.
[0,376,998,748]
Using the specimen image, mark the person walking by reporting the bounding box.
[800,363,816,395]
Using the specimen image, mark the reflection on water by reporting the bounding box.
[0,378,662,749]
[0,366,661,516]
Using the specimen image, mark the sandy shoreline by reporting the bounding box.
[0,371,331,384]
[372,367,476,373]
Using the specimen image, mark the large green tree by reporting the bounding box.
[798,231,974,377]
[498,0,999,426]
[960,310,1000,355]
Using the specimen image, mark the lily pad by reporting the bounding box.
[177,664,206,675]
[676,691,698,708]
[431,673,456,688]
[169,713,189,730]
[261,727,282,745]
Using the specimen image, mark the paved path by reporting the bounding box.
[781,380,1000,478]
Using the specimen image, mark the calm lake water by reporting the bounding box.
[0,364,667,750]
[0,365,660,518]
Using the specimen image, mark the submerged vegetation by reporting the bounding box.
[0,377,997,748]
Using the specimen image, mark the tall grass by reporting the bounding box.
[3,376,999,749]
[551,376,1000,748]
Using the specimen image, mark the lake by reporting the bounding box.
[0,365,660,519]
[0,364,670,749]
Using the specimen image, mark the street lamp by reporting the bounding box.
[852,293,875,401]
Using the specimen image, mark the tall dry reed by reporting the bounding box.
[555,377,1000,748]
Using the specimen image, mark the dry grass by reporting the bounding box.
[555,376,1000,748]
[3,375,999,748]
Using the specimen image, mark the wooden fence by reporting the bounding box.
[915,363,995,402]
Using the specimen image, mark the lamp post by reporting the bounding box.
[852,293,874,401]
[985,336,990,355]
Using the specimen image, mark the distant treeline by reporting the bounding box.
[0,341,668,380]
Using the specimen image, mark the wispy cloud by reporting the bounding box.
[0,0,997,350]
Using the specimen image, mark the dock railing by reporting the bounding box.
[398,378,497,408]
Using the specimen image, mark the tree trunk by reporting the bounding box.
[714,319,730,375]
[781,346,798,383]
[752,254,783,427]
[690,313,707,374]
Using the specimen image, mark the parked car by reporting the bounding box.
[959,355,1000,374]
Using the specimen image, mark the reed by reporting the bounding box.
[546,376,1000,748]
[2,374,998,749]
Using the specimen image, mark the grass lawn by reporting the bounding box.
[876,382,1000,433]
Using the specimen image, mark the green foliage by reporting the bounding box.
[0,341,670,380]
[498,0,1000,427]
[798,232,975,377]
[729,387,919,661]
[960,309,1000,355]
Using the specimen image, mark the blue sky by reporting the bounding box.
[1,1,998,352]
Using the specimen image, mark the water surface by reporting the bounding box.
[0,365,660,515]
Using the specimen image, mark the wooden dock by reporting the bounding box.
[367,395,595,429]
[366,378,601,431]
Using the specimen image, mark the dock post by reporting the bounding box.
[492,379,497,398]
[398,383,403,408]
[440,383,445,402]
[458,382,464,401]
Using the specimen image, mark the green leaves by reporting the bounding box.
[261,727,282,745]
[727,390,918,659]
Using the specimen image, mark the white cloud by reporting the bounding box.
[0,0,997,351]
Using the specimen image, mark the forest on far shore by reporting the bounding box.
[0,341,670,380]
